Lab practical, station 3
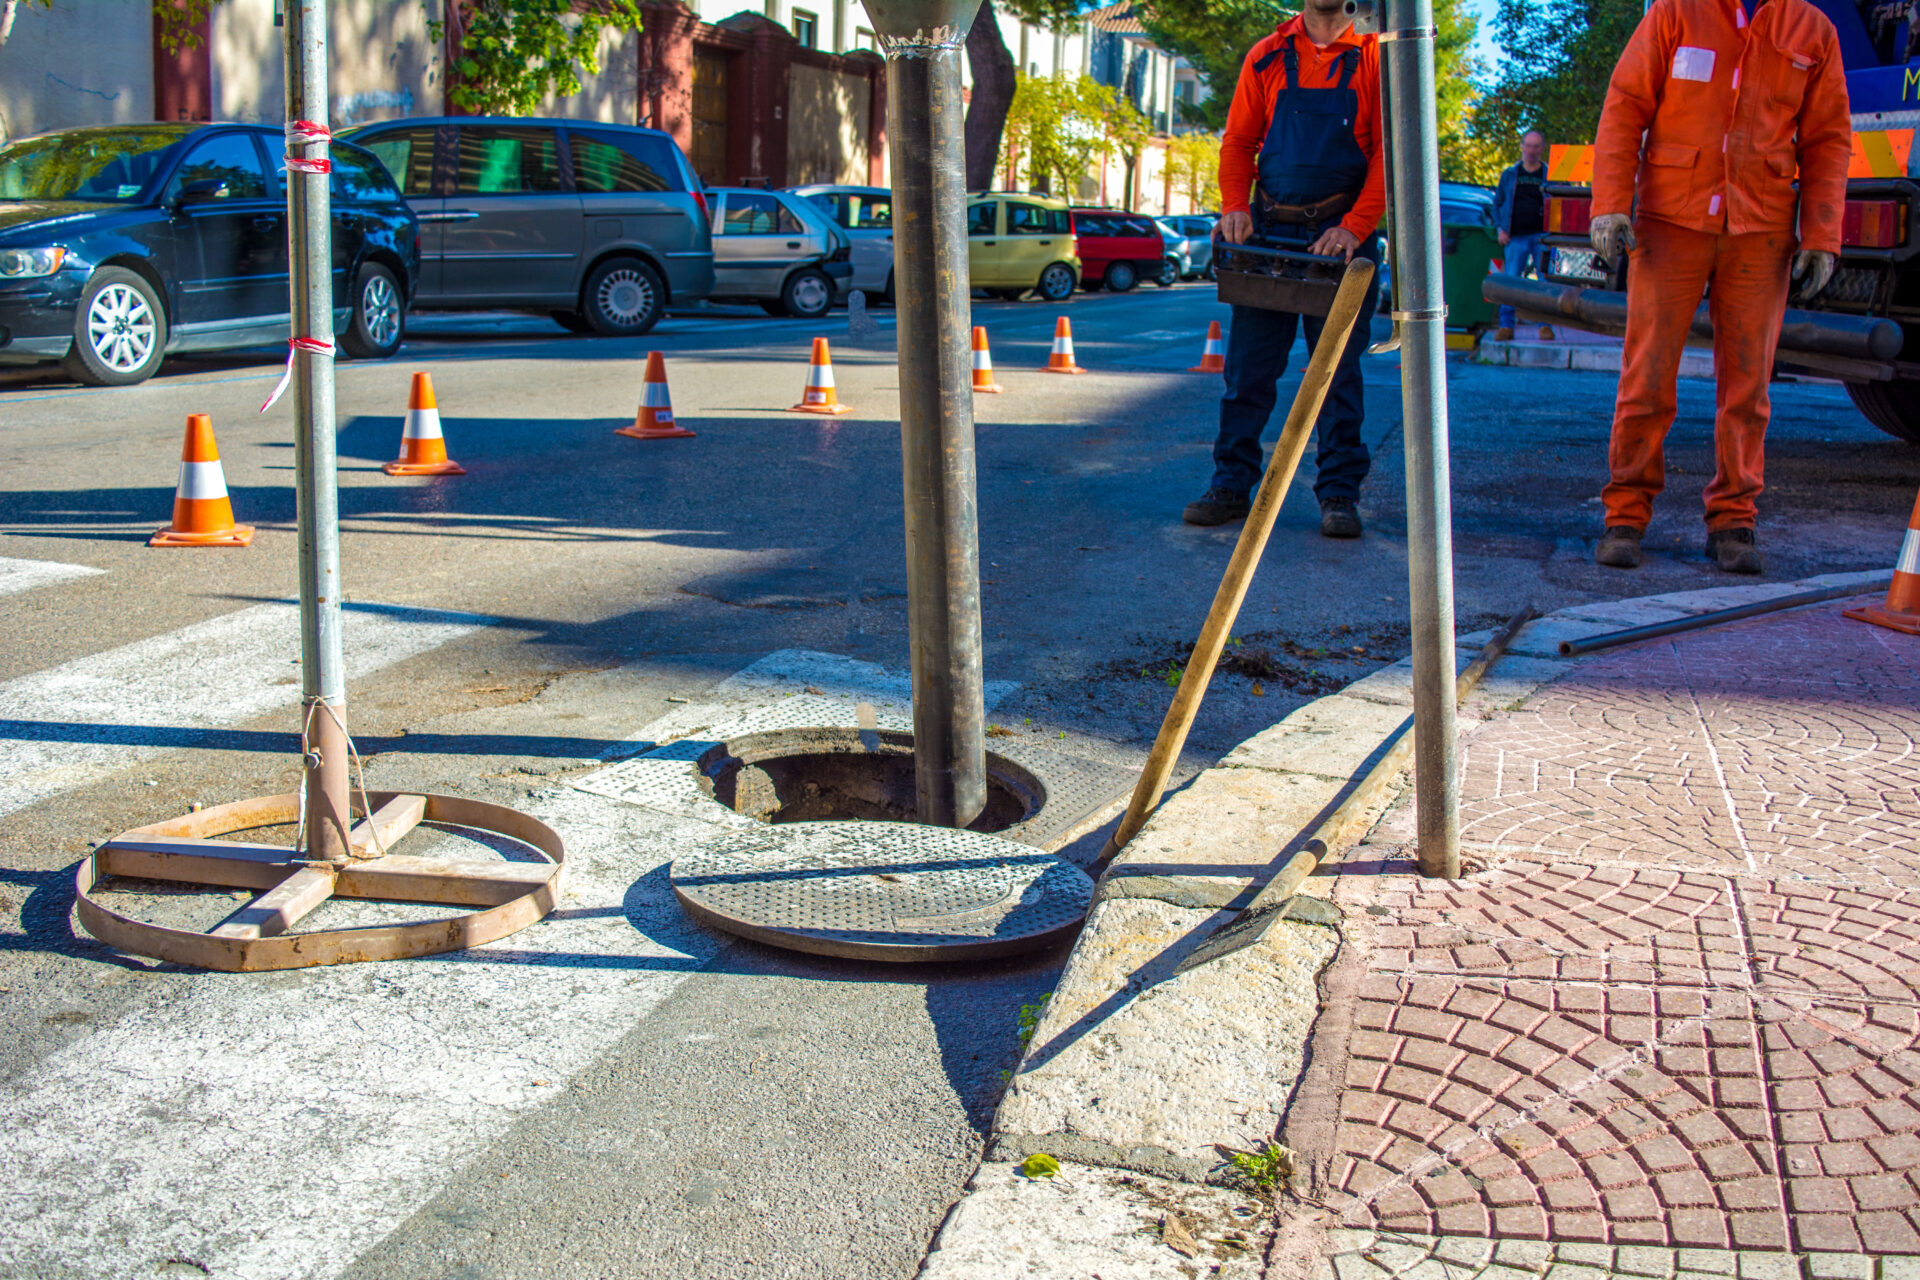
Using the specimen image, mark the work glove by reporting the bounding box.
[1590,213,1636,263]
[1791,249,1837,300]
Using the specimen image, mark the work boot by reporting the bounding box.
[1707,526,1763,574]
[1183,487,1251,526]
[1539,325,1556,341]
[1492,326,1515,341]
[1320,498,1362,539]
[1595,526,1644,568]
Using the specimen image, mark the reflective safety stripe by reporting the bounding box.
[175,460,229,502]
[402,408,444,440]
[1898,529,1920,577]
[973,351,992,369]
[807,367,836,387]
[1052,338,1072,352]
[642,383,672,407]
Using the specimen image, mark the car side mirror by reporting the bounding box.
[173,179,229,207]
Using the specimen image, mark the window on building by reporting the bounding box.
[792,8,818,48]
[454,126,564,195]
[855,26,877,49]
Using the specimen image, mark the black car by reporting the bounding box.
[0,123,420,386]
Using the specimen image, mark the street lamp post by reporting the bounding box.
[867,0,989,829]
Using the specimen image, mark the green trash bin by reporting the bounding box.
[1441,195,1503,332]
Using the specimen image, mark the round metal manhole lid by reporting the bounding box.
[670,821,1094,961]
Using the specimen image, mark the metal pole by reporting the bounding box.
[1381,0,1460,878]
[285,0,350,862]
[869,0,988,828]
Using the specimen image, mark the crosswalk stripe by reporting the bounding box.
[0,555,104,599]
[0,601,491,819]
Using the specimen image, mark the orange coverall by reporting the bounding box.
[1592,0,1852,532]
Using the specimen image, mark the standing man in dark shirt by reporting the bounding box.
[1491,130,1554,342]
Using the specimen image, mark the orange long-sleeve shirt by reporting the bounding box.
[1218,15,1387,242]
[1592,0,1853,254]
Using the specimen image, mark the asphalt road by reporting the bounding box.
[0,283,1915,1279]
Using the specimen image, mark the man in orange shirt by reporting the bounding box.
[1589,0,1851,574]
[1182,0,1385,538]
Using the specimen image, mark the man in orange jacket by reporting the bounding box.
[1182,0,1385,538]
[1589,0,1851,574]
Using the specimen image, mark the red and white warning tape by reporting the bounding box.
[260,336,334,413]
[284,118,332,175]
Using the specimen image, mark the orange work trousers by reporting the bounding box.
[1603,215,1793,532]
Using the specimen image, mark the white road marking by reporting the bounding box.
[0,555,104,599]
[0,601,490,819]
[0,647,1016,1279]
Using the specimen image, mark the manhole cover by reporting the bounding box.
[670,821,1093,961]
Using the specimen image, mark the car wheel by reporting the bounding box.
[781,268,834,319]
[550,310,592,334]
[338,262,404,359]
[582,258,666,336]
[62,267,167,387]
[1104,261,1138,292]
[1846,379,1920,445]
[1036,263,1076,302]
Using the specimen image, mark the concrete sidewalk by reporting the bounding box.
[1293,596,1920,1271]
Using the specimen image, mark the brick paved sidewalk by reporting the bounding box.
[1284,603,1920,1260]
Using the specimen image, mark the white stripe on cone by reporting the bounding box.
[1052,337,1073,354]
[1898,529,1920,577]
[973,350,993,370]
[175,460,230,502]
[642,383,672,408]
[807,366,836,388]
[402,407,443,441]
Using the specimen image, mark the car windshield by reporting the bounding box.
[0,127,196,202]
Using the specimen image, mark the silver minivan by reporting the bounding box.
[788,184,894,300]
[341,116,714,336]
[706,187,852,317]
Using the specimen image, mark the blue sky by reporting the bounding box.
[1464,0,1506,74]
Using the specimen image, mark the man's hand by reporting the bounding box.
[1791,249,1837,299]
[1498,229,1510,247]
[1219,210,1254,244]
[1310,225,1361,260]
[1590,213,1636,262]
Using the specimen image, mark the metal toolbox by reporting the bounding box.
[1214,241,1348,316]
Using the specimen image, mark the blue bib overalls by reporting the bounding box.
[1212,40,1382,507]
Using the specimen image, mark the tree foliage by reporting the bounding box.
[1464,0,1642,166]
[432,0,644,117]
[1136,0,1284,132]
[1163,130,1221,210]
[1002,72,1148,196]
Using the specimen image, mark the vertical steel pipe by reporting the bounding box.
[284,0,350,862]
[1381,0,1461,878]
[869,0,988,828]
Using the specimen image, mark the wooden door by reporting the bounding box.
[690,47,730,186]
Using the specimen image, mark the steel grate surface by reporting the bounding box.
[671,821,1094,961]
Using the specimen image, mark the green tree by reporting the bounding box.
[1097,86,1154,208]
[1467,0,1643,162]
[1136,0,1285,132]
[1163,131,1221,211]
[431,0,644,117]
[966,0,1091,188]
[1002,72,1111,195]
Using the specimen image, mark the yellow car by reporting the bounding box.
[966,192,1081,301]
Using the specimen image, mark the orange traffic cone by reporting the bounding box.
[150,414,253,547]
[1188,321,1226,373]
[383,372,465,476]
[618,351,696,439]
[789,337,853,415]
[1042,317,1085,374]
[1846,487,1920,634]
[971,326,1003,394]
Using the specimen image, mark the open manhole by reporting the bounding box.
[697,727,1041,831]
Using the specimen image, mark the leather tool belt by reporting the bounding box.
[1256,189,1359,228]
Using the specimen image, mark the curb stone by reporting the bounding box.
[915,570,1891,1279]
[1472,338,1715,380]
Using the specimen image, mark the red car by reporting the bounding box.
[1069,208,1166,293]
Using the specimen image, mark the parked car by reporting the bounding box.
[706,187,851,317]
[966,192,1080,301]
[1152,218,1191,287]
[1069,208,1164,293]
[789,183,894,300]
[0,122,417,386]
[340,116,712,336]
[1169,214,1216,278]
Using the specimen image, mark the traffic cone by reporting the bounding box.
[1188,321,1226,373]
[1042,317,1085,374]
[617,351,696,439]
[971,326,1003,393]
[1845,487,1920,634]
[383,372,466,476]
[150,414,253,547]
[789,337,853,415]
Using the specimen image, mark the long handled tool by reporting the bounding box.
[1169,603,1536,975]
[1095,258,1378,870]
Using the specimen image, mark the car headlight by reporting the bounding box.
[0,247,67,279]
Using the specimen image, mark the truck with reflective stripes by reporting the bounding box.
[1481,0,1919,443]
